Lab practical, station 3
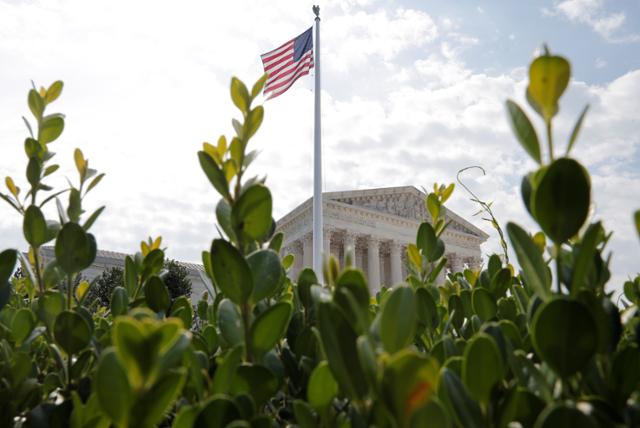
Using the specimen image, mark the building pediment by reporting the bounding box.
[324,186,488,240]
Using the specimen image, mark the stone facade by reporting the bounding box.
[36,186,488,302]
[276,186,489,292]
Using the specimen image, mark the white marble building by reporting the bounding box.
[276,186,489,292]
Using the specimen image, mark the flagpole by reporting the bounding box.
[312,5,323,279]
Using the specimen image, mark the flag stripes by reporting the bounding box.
[261,27,314,100]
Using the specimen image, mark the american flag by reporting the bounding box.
[260,27,314,100]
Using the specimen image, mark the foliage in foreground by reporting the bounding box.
[0,49,640,428]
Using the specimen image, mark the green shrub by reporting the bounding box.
[0,49,639,427]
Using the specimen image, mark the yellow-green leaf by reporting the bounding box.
[526,53,571,121]
[5,177,18,197]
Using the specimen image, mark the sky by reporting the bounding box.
[0,0,638,296]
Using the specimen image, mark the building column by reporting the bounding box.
[343,233,356,267]
[390,241,402,285]
[302,234,313,268]
[323,229,332,259]
[367,237,381,292]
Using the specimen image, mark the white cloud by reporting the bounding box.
[548,0,640,42]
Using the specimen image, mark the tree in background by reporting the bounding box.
[90,260,191,308]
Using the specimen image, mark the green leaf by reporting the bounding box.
[0,250,17,309]
[23,205,47,247]
[411,398,451,428]
[416,287,439,330]
[439,368,483,428]
[507,223,551,300]
[308,361,339,410]
[211,346,243,394]
[37,290,65,332]
[462,333,504,403]
[124,256,137,295]
[316,301,368,399]
[532,297,597,377]
[381,350,440,425]
[634,210,640,240]
[130,370,186,428]
[26,157,41,187]
[55,222,97,274]
[67,188,81,223]
[28,89,44,119]
[12,308,35,343]
[526,53,571,121]
[472,288,497,321]
[534,403,598,428]
[198,151,230,200]
[217,298,244,346]
[380,286,417,353]
[247,249,283,302]
[96,348,132,426]
[231,364,279,406]
[251,301,292,357]
[111,286,128,316]
[570,222,602,295]
[145,275,171,313]
[83,206,105,231]
[230,77,251,114]
[251,74,268,98]
[215,198,236,242]
[506,100,541,164]
[44,81,64,104]
[566,105,589,155]
[417,222,445,262]
[245,106,264,140]
[532,158,591,243]
[498,387,546,428]
[293,400,317,428]
[232,184,273,241]
[210,239,253,305]
[39,115,65,144]
[426,193,440,220]
[54,310,92,354]
[194,396,241,428]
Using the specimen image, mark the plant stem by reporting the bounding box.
[67,275,73,309]
[554,244,562,294]
[546,119,554,162]
[241,302,253,362]
[32,246,45,295]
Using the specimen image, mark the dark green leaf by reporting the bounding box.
[111,286,128,316]
[411,398,451,428]
[210,239,253,305]
[96,348,131,426]
[232,184,272,241]
[498,387,545,428]
[12,308,35,343]
[316,301,368,399]
[534,403,597,428]
[23,205,47,247]
[145,276,171,313]
[67,188,81,223]
[506,99,541,163]
[28,89,44,119]
[26,157,41,187]
[198,151,230,200]
[439,368,483,428]
[507,222,551,300]
[231,364,278,406]
[381,286,416,353]
[472,288,497,321]
[462,333,504,403]
[416,287,439,329]
[217,298,244,346]
[570,222,602,295]
[247,249,282,302]
[308,361,338,409]
[131,371,186,427]
[532,297,597,377]
[55,222,97,274]
[417,222,444,262]
[54,310,92,354]
[532,158,590,243]
[194,396,241,428]
[251,301,292,356]
[82,206,105,231]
